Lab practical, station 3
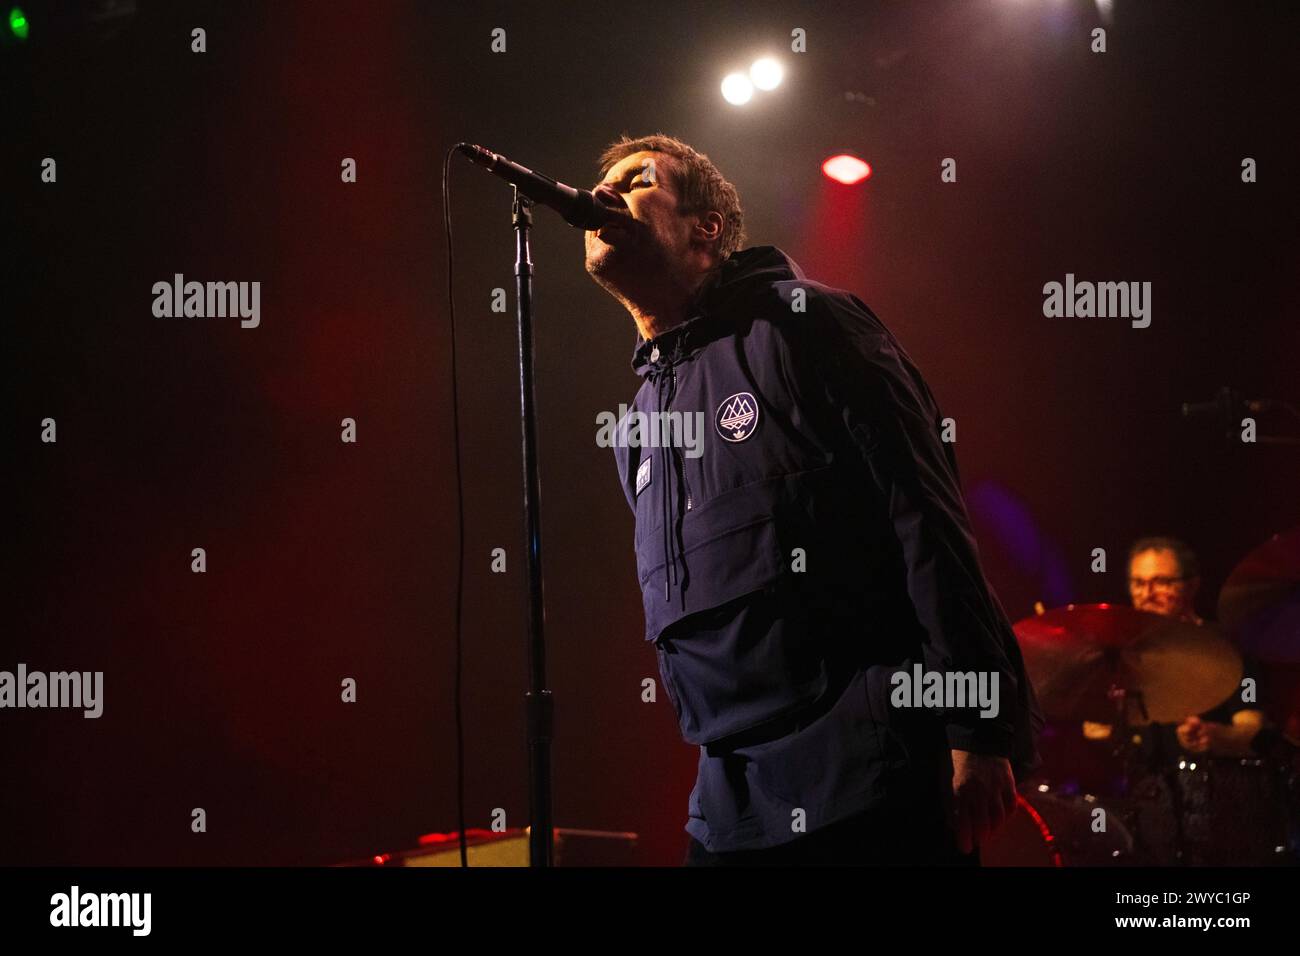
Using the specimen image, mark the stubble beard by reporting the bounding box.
[585,229,659,303]
[590,232,644,303]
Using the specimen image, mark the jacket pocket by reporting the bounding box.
[653,578,830,745]
[634,471,816,643]
[634,469,836,745]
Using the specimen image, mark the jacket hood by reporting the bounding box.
[631,245,805,378]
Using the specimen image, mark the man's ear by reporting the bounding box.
[693,210,724,244]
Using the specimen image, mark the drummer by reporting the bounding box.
[1083,536,1265,756]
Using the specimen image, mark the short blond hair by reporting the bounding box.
[597,132,746,260]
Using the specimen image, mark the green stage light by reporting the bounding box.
[9,7,28,40]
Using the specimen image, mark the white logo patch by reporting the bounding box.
[716,392,759,442]
[635,456,652,496]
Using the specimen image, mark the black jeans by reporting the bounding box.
[682,801,980,866]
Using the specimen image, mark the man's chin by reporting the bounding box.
[585,246,632,282]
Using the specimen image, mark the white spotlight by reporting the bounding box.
[750,57,783,91]
[721,72,754,105]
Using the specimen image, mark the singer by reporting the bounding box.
[585,133,1043,865]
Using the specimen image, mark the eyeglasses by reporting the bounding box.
[1128,576,1186,591]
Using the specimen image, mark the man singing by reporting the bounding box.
[585,133,1041,865]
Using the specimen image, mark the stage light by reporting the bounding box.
[8,6,28,40]
[721,72,753,105]
[821,154,871,185]
[749,57,783,91]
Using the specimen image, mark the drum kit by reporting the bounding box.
[984,528,1300,866]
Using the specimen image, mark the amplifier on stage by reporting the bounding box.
[340,828,639,867]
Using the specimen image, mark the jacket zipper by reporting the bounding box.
[675,447,693,511]
[670,367,693,511]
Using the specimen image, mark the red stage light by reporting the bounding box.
[822,154,871,185]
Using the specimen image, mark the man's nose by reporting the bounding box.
[592,183,627,210]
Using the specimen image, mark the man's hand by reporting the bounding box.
[1082,720,1114,740]
[1177,711,1264,757]
[950,749,1017,854]
[1176,715,1212,753]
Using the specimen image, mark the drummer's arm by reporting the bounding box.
[1089,712,1265,752]
[1179,709,1266,757]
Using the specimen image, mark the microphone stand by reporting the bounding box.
[512,187,555,867]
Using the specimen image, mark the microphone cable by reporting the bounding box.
[441,143,469,867]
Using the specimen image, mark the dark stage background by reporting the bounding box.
[5,0,1297,865]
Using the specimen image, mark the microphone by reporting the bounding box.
[455,143,617,230]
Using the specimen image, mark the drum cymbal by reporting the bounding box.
[1013,603,1242,724]
[1218,527,1300,662]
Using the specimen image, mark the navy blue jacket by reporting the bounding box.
[612,246,1042,851]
